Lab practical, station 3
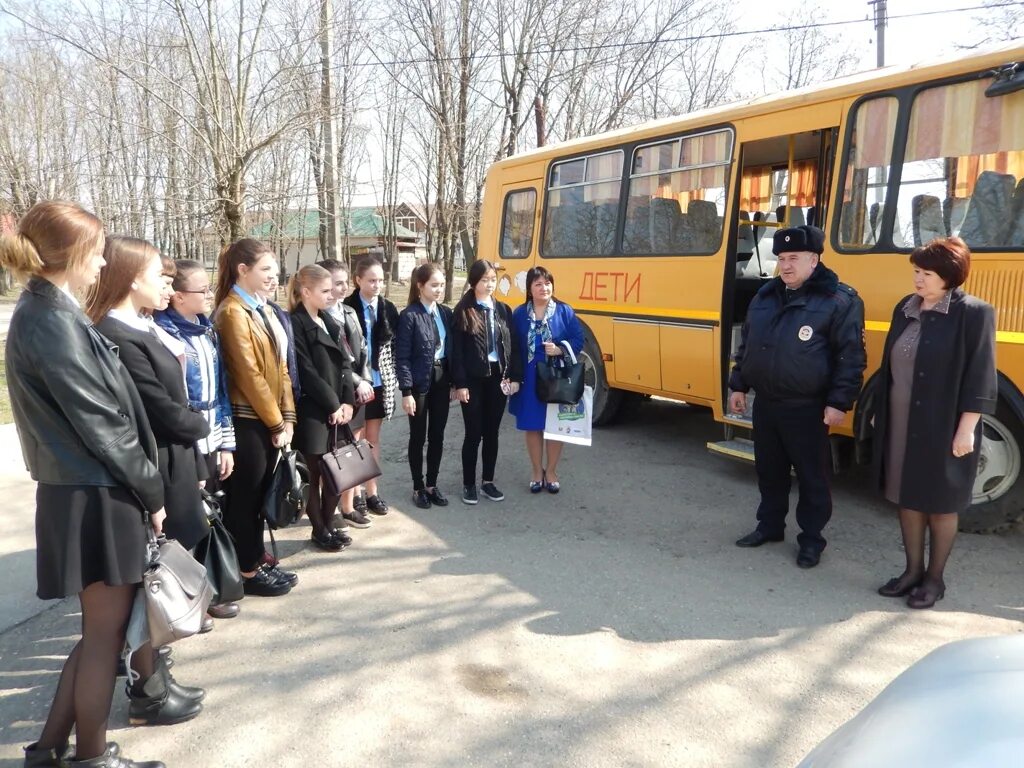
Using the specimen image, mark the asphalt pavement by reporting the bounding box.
[0,400,1022,767]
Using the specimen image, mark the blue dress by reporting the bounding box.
[508,300,585,431]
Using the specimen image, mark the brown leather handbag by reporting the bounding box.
[319,424,382,496]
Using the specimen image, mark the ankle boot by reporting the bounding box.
[64,744,119,762]
[67,745,164,768]
[126,672,202,726]
[156,653,205,703]
[23,742,66,767]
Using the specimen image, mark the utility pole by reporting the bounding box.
[869,0,887,68]
[320,0,343,261]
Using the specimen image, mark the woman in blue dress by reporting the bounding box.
[509,266,584,493]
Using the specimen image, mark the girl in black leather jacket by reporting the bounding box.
[1,202,167,768]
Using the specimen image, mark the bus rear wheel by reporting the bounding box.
[581,325,623,426]
[961,403,1024,534]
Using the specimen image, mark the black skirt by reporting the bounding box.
[35,483,148,600]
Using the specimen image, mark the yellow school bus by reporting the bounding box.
[478,41,1024,532]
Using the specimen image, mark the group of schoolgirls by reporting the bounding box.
[393,259,525,507]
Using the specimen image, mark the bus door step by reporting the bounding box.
[706,437,755,463]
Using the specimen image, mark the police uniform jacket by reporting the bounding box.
[729,262,866,411]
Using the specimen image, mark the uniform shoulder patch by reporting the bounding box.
[837,282,858,297]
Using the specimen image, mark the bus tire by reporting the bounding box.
[581,325,623,427]
[960,402,1024,534]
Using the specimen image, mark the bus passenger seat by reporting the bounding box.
[868,203,880,244]
[594,202,618,254]
[1008,178,1024,247]
[911,194,946,245]
[736,211,755,256]
[776,205,805,227]
[687,200,719,251]
[959,170,1015,246]
[943,196,969,237]
[623,204,651,253]
[650,197,683,252]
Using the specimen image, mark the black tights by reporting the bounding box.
[303,453,341,537]
[891,508,958,589]
[36,582,154,759]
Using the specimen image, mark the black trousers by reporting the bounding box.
[222,418,276,571]
[460,364,507,486]
[752,398,832,551]
[407,363,451,490]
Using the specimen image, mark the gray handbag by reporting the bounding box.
[143,533,214,648]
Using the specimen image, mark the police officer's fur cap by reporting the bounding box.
[773,225,825,256]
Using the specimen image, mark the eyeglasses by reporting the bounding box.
[181,287,214,295]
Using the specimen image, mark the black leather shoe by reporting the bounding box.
[878,574,923,597]
[23,742,65,767]
[907,578,945,609]
[413,489,431,509]
[267,564,298,587]
[366,495,389,515]
[796,546,822,569]
[127,673,202,726]
[157,654,205,704]
[426,488,449,506]
[330,528,353,548]
[207,602,239,619]
[311,529,343,552]
[735,530,784,548]
[243,567,291,597]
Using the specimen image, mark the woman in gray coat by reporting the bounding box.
[873,237,997,609]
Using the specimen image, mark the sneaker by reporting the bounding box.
[413,489,432,509]
[243,567,291,597]
[426,488,449,506]
[266,564,298,587]
[480,482,505,502]
[354,492,368,513]
[366,495,389,515]
[342,510,372,528]
[462,485,479,505]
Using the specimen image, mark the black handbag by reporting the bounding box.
[194,491,244,604]
[319,424,382,496]
[535,342,585,405]
[262,447,309,530]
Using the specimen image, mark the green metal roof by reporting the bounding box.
[249,208,418,240]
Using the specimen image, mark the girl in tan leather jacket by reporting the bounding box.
[213,239,297,598]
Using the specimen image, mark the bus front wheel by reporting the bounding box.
[961,403,1024,533]
[581,326,624,427]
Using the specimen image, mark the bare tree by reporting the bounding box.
[971,0,1024,45]
[762,4,861,92]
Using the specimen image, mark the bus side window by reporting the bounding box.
[837,96,898,250]
[888,77,1024,251]
[543,151,621,257]
[500,188,537,260]
[624,129,733,256]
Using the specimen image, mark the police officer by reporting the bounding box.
[729,225,865,568]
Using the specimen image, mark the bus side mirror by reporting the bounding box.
[985,62,1024,98]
